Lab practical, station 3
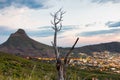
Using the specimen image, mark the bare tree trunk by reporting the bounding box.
[58,65,64,80]
[50,9,79,80]
[56,60,68,80]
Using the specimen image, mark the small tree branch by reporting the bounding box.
[64,37,79,64]
[51,8,65,60]
[56,11,65,25]
[51,20,54,25]
[51,41,59,59]
[51,8,65,32]
[58,23,62,31]
[50,13,54,18]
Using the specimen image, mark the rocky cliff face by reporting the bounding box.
[0,29,54,58]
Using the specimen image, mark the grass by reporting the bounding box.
[0,51,57,80]
[0,51,120,80]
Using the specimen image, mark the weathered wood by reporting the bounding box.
[51,8,79,80]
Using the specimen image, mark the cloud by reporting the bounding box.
[0,26,15,36]
[91,0,120,4]
[0,25,78,40]
[78,28,120,37]
[0,26,53,37]
[39,25,78,32]
[61,25,78,31]
[28,29,54,37]
[85,22,96,27]
[105,21,120,27]
[33,25,79,37]
[0,26,15,44]
[0,0,47,9]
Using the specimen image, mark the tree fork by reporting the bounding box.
[51,8,79,80]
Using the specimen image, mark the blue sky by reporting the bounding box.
[0,0,120,47]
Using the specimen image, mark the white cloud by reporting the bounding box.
[0,0,120,46]
[91,0,120,4]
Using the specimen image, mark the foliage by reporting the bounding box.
[0,52,120,80]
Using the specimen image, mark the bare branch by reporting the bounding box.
[51,20,54,25]
[52,27,55,30]
[59,23,62,31]
[64,37,79,64]
[51,8,66,60]
[51,8,65,32]
[51,41,59,59]
[56,8,62,15]
[50,13,54,17]
[57,23,62,31]
[56,11,65,25]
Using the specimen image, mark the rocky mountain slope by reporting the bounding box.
[0,29,120,57]
[0,29,54,57]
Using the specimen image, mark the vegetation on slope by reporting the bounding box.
[0,29,54,57]
[0,51,120,80]
[0,52,56,80]
[74,42,120,55]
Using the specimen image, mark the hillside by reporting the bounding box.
[0,29,54,57]
[73,42,120,55]
[0,29,120,57]
[0,51,120,80]
[0,51,56,80]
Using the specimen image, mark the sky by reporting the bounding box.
[0,0,120,47]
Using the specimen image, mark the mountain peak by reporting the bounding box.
[16,29,26,34]
[10,28,28,37]
[0,28,54,58]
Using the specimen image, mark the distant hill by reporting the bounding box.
[73,42,120,55]
[0,29,54,57]
[0,28,120,57]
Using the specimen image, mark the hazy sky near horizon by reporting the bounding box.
[0,0,120,47]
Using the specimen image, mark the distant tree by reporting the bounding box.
[50,8,79,80]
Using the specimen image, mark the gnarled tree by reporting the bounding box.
[51,9,79,80]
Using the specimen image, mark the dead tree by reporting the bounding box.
[51,9,79,80]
